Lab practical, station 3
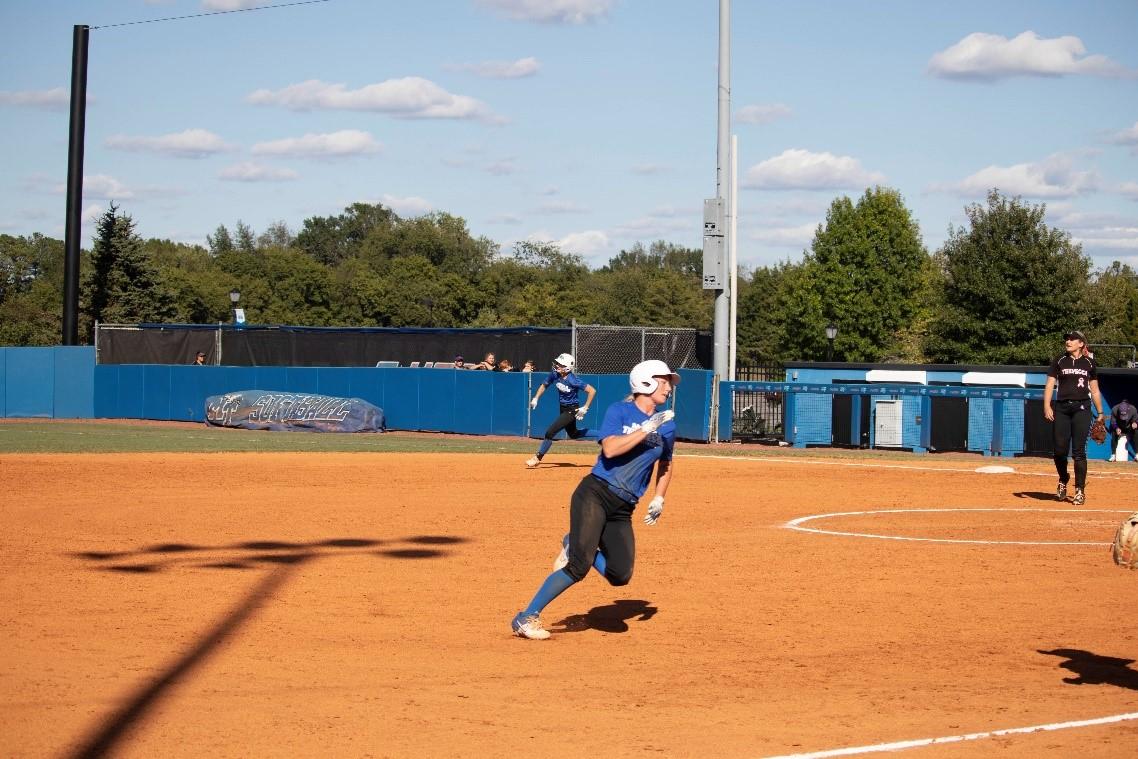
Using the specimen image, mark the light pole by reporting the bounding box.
[825,322,838,362]
[229,289,241,325]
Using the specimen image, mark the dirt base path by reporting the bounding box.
[3,452,1136,758]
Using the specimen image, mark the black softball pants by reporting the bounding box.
[564,475,635,586]
[544,404,588,441]
[1052,399,1092,489]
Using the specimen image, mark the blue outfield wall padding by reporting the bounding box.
[284,367,321,394]
[5,347,54,417]
[675,369,712,442]
[452,369,494,433]
[316,368,353,399]
[491,371,528,436]
[142,365,173,420]
[0,348,7,417]
[419,368,459,432]
[53,346,96,418]
[381,368,421,431]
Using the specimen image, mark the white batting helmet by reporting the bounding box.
[553,353,574,371]
[629,359,680,394]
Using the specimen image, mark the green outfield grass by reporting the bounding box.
[0,420,1020,464]
[0,421,557,455]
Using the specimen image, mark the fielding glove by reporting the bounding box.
[640,409,674,434]
[643,495,664,525]
[529,397,538,410]
[575,405,589,421]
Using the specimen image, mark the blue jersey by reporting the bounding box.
[590,400,675,503]
[542,370,588,406]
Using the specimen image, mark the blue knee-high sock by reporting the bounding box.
[592,550,606,575]
[522,568,576,615]
[537,439,554,458]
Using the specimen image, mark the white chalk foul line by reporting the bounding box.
[681,453,1138,480]
[784,508,1126,546]
[760,710,1138,758]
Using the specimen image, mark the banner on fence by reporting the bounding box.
[205,390,386,432]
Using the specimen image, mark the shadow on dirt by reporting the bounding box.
[65,534,467,758]
[552,599,657,634]
[1013,491,1064,501]
[1037,648,1138,690]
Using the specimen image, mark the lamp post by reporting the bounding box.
[229,289,241,325]
[825,322,838,362]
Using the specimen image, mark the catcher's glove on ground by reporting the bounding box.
[1090,418,1107,444]
[1112,512,1138,570]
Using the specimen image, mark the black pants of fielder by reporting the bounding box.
[1052,399,1092,489]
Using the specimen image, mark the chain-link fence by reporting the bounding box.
[731,361,786,441]
[571,323,701,374]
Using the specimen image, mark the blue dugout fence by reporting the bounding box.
[718,380,1059,457]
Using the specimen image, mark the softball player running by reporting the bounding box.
[525,353,597,468]
[512,359,679,640]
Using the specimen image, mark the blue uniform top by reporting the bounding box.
[541,370,588,406]
[590,400,676,503]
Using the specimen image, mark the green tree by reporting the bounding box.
[1083,262,1138,367]
[296,202,398,266]
[924,190,1092,364]
[788,187,929,362]
[0,233,65,345]
[257,220,294,250]
[83,203,175,331]
[234,220,256,253]
[207,224,234,256]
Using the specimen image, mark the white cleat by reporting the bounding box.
[512,612,551,640]
[525,456,540,468]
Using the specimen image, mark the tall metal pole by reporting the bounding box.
[714,0,730,382]
[729,133,738,381]
[62,24,89,345]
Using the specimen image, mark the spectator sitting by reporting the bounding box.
[192,351,206,365]
[473,352,497,371]
[454,355,466,369]
[521,359,535,373]
[499,358,514,372]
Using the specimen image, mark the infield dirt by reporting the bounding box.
[3,451,1137,758]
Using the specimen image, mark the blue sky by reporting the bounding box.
[1,0,1135,272]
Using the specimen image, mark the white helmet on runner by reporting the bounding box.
[629,359,680,395]
[553,353,574,371]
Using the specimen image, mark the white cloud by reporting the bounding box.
[448,57,540,79]
[747,223,816,249]
[1120,181,1138,199]
[251,130,381,159]
[631,163,670,175]
[928,31,1134,80]
[611,216,692,239]
[202,1,265,10]
[1075,228,1138,250]
[488,213,523,224]
[476,0,615,25]
[743,148,885,190]
[81,204,104,223]
[218,161,299,182]
[376,193,433,216]
[555,229,610,256]
[1109,121,1138,153]
[485,159,518,175]
[735,103,793,125]
[539,200,589,214]
[105,128,234,158]
[929,152,1099,199]
[0,88,69,110]
[247,77,504,123]
[82,175,135,200]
